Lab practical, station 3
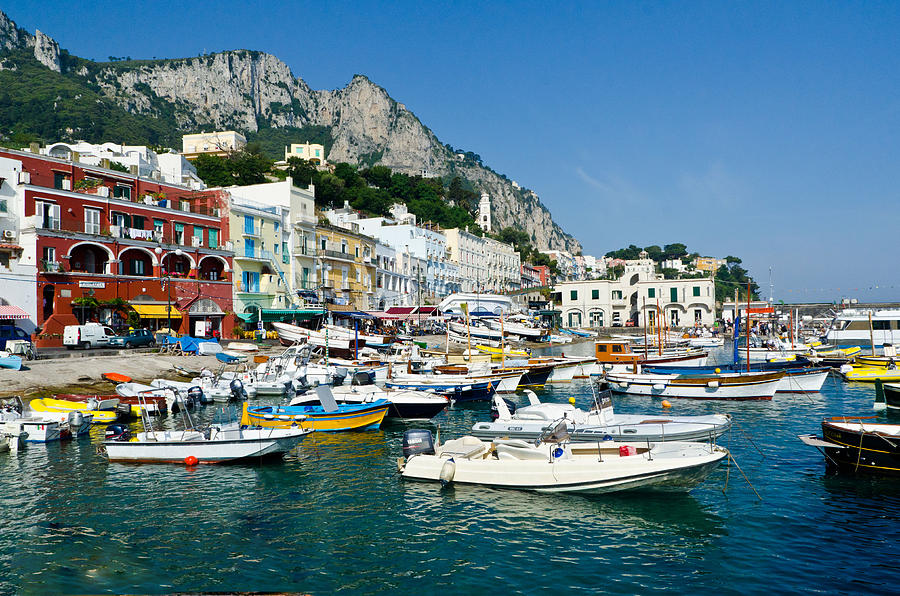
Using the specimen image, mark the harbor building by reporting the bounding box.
[0,147,235,346]
[555,251,715,328]
[315,222,377,310]
[443,227,487,293]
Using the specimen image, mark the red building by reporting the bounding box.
[0,148,235,347]
[531,265,550,287]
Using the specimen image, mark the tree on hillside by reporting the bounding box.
[333,163,365,190]
[361,165,393,189]
[193,151,273,187]
[284,157,317,187]
[311,171,345,208]
[447,176,479,211]
[662,243,688,260]
[715,259,759,302]
[345,185,393,216]
[643,245,663,261]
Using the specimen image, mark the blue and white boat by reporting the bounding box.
[384,378,497,402]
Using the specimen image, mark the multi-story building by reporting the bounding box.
[327,208,460,301]
[521,263,542,289]
[315,222,376,310]
[284,143,327,165]
[225,180,317,306]
[555,253,715,328]
[483,236,521,292]
[181,131,246,160]
[541,249,577,281]
[227,195,294,320]
[0,147,234,346]
[478,192,492,232]
[373,241,408,309]
[695,257,727,274]
[29,142,205,190]
[443,227,487,292]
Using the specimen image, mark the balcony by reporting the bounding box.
[241,225,261,238]
[319,248,355,262]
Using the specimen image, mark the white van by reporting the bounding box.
[63,323,116,350]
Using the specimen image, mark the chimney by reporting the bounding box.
[29,142,40,154]
[100,158,111,169]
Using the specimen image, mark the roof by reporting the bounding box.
[0,305,29,319]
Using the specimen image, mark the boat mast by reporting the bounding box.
[746,282,751,372]
[868,311,876,355]
[501,311,506,369]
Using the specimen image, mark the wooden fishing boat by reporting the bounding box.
[603,370,784,400]
[475,344,530,358]
[398,429,728,494]
[242,387,389,432]
[799,417,900,476]
[29,397,121,423]
[643,364,830,393]
[594,340,709,372]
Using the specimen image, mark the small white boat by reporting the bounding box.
[226,342,259,352]
[399,429,728,494]
[102,423,311,464]
[0,397,90,442]
[471,389,731,443]
[603,370,784,400]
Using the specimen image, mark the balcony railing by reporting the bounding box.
[320,248,355,261]
[32,215,213,252]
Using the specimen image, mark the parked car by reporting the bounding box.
[625,320,636,327]
[107,329,157,349]
[0,325,31,350]
[63,323,116,349]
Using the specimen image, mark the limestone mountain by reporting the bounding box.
[0,10,580,252]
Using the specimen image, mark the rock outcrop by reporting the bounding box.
[0,10,581,252]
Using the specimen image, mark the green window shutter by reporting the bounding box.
[693,286,701,297]
[591,289,599,300]
[670,287,679,302]
[648,288,655,298]
[208,228,218,249]
[570,290,578,300]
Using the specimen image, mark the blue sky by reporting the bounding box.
[7,2,900,302]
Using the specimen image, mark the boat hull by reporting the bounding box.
[884,384,900,410]
[810,419,900,476]
[103,427,308,463]
[401,440,727,494]
[603,371,783,400]
[242,402,389,432]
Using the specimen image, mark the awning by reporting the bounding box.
[0,305,29,319]
[132,304,182,318]
[239,308,325,323]
[330,310,376,320]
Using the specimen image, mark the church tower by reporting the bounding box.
[478,192,492,232]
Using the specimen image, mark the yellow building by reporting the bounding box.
[229,196,295,321]
[315,222,376,310]
[182,131,247,160]
[695,257,727,274]
[285,142,326,165]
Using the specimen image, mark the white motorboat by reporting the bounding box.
[484,318,546,339]
[398,429,728,494]
[448,321,504,341]
[0,397,90,442]
[118,381,203,411]
[472,389,731,443]
[102,423,311,464]
[549,334,573,344]
[824,309,900,347]
[602,370,784,401]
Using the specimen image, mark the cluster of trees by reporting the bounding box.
[715,257,759,302]
[494,227,559,277]
[605,243,697,263]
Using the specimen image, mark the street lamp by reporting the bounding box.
[155,246,183,335]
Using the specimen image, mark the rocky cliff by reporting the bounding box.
[0,11,580,252]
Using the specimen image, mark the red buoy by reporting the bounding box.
[184,455,199,466]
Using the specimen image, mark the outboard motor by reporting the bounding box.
[229,378,248,401]
[351,371,375,386]
[115,402,133,419]
[67,411,85,436]
[293,375,311,393]
[402,429,435,458]
[490,397,518,421]
[187,386,205,406]
[104,423,131,441]
[332,367,348,387]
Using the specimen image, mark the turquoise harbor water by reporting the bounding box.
[2,342,899,594]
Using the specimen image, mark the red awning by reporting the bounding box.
[385,306,416,315]
[0,305,30,319]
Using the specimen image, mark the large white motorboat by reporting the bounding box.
[471,389,731,443]
[823,309,900,347]
[438,293,517,316]
[448,321,504,341]
[398,428,728,494]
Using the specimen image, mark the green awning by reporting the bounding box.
[239,308,326,323]
[235,312,255,323]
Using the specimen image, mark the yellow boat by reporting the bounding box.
[29,398,121,423]
[841,365,900,383]
[240,401,388,432]
[854,355,897,368]
[475,344,530,359]
[813,346,861,358]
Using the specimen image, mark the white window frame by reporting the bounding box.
[85,207,101,235]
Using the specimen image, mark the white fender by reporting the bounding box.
[439,457,456,486]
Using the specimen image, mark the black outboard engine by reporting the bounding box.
[351,371,375,386]
[105,424,131,441]
[229,378,248,401]
[294,375,311,393]
[332,367,348,387]
[490,397,518,421]
[402,429,435,458]
[187,386,205,406]
[115,402,133,419]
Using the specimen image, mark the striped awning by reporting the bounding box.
[131,304,182,318]
[0,305,29,319]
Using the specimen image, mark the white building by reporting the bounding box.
[30,142,205,190]
[284,142,326,165]
[443,228,487,292]
[182,131,246,158]
[0,156,38,332]
[373,241,408,309]
[555,252,715,328]
[482,235,521,292]
[541,249,577,281]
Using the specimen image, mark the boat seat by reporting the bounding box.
[493,439,548,461]
[438,436,490,459]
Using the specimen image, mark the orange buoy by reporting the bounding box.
[661,400,672,408]
[184,456,199,466]
[102,372,132,384]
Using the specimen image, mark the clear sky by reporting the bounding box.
[7,1,900,303]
